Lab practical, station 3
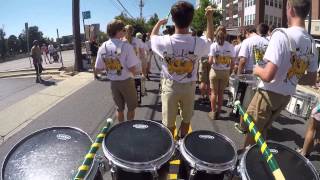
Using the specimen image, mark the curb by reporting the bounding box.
[0,71,61,79]
[0,67,60,74]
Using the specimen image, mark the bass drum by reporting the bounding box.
[2,127,101,180]
[239,142,319,180]
[103,120,175,180]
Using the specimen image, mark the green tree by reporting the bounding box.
[146,13,159,31]
[192,0,222,32]
[0,29,7,59]
[114,13,148,35]
[27,26,44,48]
[7,35,19,55]
[18,33,27,53]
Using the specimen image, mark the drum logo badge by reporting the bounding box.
[198,135,215,140]
[133,124,149,129]
[270,149,279,154]
[56,134,72,141]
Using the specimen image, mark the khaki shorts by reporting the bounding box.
[161,79,196,128]
[111,78,138,112]
[198,59,211,83]
[246,89,290,136]
[209,69,230,90]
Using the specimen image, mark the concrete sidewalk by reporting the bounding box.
[0,72,94,144]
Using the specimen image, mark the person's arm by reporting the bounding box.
[151,19,168,36]
[205,6,214,41]
[237,57,246,75]
[253,61,278,82]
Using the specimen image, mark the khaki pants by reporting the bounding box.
[246,89,290,136]
[209,69,230,90]
[111,78,138,112]
[161,79,196,128]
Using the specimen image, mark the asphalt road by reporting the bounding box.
[0,56,319,179]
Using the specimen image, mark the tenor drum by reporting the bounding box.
[239,142,319,180]
[286,90,317,119]
[102,120,174,180]
[178,130,237,180]
[2,127,101,180]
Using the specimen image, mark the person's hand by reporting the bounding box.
[205,6,214,18]
[157,19,168,26]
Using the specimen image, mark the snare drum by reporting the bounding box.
[239,142,319,180]
[178,130,237,180]
[228,74,239,105]
[286,90,317,119]
[2,127,101,180]
[238,74,258,109]
[134,75,143,104]
[103,120,175,180]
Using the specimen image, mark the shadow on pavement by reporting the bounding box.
[40,80,56,86]
[268,126,304,147]
[275,114,305,125]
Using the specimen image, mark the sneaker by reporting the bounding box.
[208,111,216,120]
[296,148,310,158]
[234,123,247,134]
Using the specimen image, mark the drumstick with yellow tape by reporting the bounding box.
[234,101,285,180]
[74,118,113,180]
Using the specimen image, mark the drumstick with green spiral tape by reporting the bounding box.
[234,101,285,180]
[74,118,113,180]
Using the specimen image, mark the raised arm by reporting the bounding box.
[151,19,168,36]
[205,6,214,41]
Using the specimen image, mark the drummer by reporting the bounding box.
[243,0,318,147]
[208,26,235,119]
[151,1,214,137]
[235,24,269,133]
[298,103,320,157]
[95,20,140,122]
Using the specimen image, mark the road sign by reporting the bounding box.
[82,11,91,19]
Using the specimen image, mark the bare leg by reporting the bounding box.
[217,81,224,113]
[244,133,255,148]
[168,126,175,137]
[117,111,125,123]
[199,82,206,98]
[210,89,217,113]
[301,118,318,156]
[127,110,135,121]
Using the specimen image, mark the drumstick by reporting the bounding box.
[162,12,171,29]
[234,101,286,180]
[74,118,114,180]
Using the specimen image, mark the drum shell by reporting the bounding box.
[229,74,239,104]
[1,127,99,180]
[285,90,317,119]
[178,131,237,175]
[239,142,320,180]
[102,120,175,174]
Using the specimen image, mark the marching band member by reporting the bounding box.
[208,26,235,120]
[95,20,140,122]
[151,1,214,137]
[243,0,318,147]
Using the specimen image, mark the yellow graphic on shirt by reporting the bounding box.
[285,54,309,83]
[103,58,123,75]
[215,55,232,65]
[167,59,193,75]
[253,45,266,64]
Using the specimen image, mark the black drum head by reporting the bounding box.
[244,142,318,180]
[184,130,236,165]
[104,120,173,163]
[2,127,92,180]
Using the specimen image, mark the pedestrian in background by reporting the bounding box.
[31,40,43,83]
[41,43,49,64]
[90,36,99,80]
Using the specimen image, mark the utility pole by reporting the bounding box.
[72,0,83,71]
[139,0,144,19]
[308,0,312,35]
[25,23,32,67]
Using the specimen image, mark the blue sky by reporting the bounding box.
[0,0,195,39]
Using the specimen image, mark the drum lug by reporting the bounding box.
[96,155,111,174]
[188,168,197,180]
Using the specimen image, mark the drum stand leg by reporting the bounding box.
[110,166,117,180]
[188,169,197,180]
[151,170,159,180]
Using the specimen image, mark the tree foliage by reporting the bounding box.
[7,35,19,55]
[192,0,223,32]
[0,29,6,59]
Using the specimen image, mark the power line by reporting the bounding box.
[109,0,123,13]
[115,0,134,18]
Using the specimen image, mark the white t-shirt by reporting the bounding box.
[234,43,241,65]
[238,34,269,72]
[95,39,140,81]
[259,26,319,96]
[209,41,235,70]
[151,34,211,83]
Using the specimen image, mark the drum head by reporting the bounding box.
[244,142,319,180]
[184,130,236,165]
[2,127,92,180]
[104,120,173,164]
